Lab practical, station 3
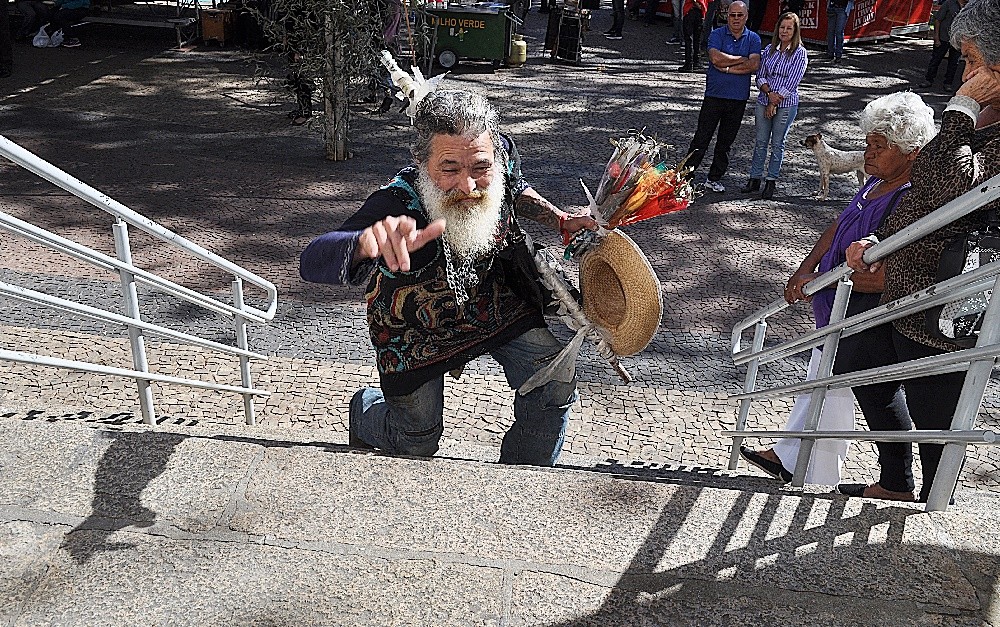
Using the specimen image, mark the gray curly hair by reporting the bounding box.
[859,91,937,154]
[412,89,504,163]
[951,0,1000,66]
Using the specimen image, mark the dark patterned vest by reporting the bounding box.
[365,168,545,397]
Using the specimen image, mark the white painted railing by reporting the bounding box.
[728,173,1000,512]
[0,134,276,425]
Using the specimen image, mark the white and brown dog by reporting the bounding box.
[802,133,866,200]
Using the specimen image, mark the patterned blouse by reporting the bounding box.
[876,103,1000,352]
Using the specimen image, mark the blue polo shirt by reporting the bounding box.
[706,25,762,101]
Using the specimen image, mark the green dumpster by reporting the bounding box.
[428,4,513,70]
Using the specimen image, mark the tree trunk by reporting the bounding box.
[323,11,350,161]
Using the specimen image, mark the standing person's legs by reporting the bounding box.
[491,328,577,466]
[748,0,766,32]
[685,97,726,175]
[924,41,949,83]
[826,7,842,57]
[682,8,703,66]
[671,0,683,40]
[748,102,773,180]
[702,0,723,44]
[642,0,658,23]
[349,377,446,457]
[707,100,745,182]
[765,103,797,180]
[609,0,625,35]
[943,44,961,87]
[15,1,48,39]
[833,8,848,58]
[890,330,967,502]
[834,323,915,494]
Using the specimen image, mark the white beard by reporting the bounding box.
[417,165,504,261]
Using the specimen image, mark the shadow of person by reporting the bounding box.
[61,430,186,564]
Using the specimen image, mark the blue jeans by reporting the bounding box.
[350,328,577,466]
[749,103,798,180]
[826,3,852,59]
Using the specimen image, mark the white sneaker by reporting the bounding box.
[702,179,725,193]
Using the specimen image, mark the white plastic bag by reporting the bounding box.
[47,29,65,47]
[32,25,50,48]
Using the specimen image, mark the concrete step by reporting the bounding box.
[1,414,998,625]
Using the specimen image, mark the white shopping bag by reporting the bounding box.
[47,29,65,47]
[32,25,50,48]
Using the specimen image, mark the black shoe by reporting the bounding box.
[761,179,776,200]
[739,447,792,482]
[740,178,761,193]
[0,66,10,79]
[837,483,867,497]
[605,33,623,39]
[676,64,693,72]
[917,80,933,88]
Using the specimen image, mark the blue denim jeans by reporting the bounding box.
[350,328,577,466]
[826,3,852,59]
[749,103,798,181]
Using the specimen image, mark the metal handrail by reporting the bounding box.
[0,135,276,425]
[0,135,277,321]
[729,171,1000,513]
[0,281,267,361]
[0,349,270,397]
[731,173,1000,355]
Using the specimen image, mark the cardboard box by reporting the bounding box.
[201,9,234,45]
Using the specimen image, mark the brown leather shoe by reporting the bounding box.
[838,483,915,502]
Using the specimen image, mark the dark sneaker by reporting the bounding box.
[667,36,681,44]
[740,446,792,482]
[62,38,82,48]
[917,80,932,88]
[605,33,623,40]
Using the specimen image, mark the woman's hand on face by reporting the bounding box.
[846,240,881,273]
[957,65,1000,107]
[784,271,817,304]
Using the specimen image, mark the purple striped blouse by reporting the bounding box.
[755,44,807,108]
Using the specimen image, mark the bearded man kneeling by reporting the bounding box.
[300,89,596,466]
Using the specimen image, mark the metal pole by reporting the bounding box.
[926,275,1000,511]
[791,276,854,487]
[113,220,155,425]
[729,320,767,470]
[232,278,256,426]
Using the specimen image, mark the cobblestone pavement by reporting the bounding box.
[1,15,998,494]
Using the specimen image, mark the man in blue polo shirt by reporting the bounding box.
[684,0,760,193]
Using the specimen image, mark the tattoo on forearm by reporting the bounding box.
[515,194,561,229]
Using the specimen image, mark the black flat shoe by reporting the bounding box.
[837,483,867,497]
[739,446,792,482]
[740,178,760,193]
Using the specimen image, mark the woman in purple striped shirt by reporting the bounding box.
[741,12,808,200]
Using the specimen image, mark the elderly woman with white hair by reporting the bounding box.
[740,91,937,486]
[844,0,1000,503]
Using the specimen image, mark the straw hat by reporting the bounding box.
[580,230,662,356]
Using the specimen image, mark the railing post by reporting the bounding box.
[232,277,256,426]
[729,320,768,470]
[926,275,1000,511]
[791,275,854,487]
[113,219,155,425]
